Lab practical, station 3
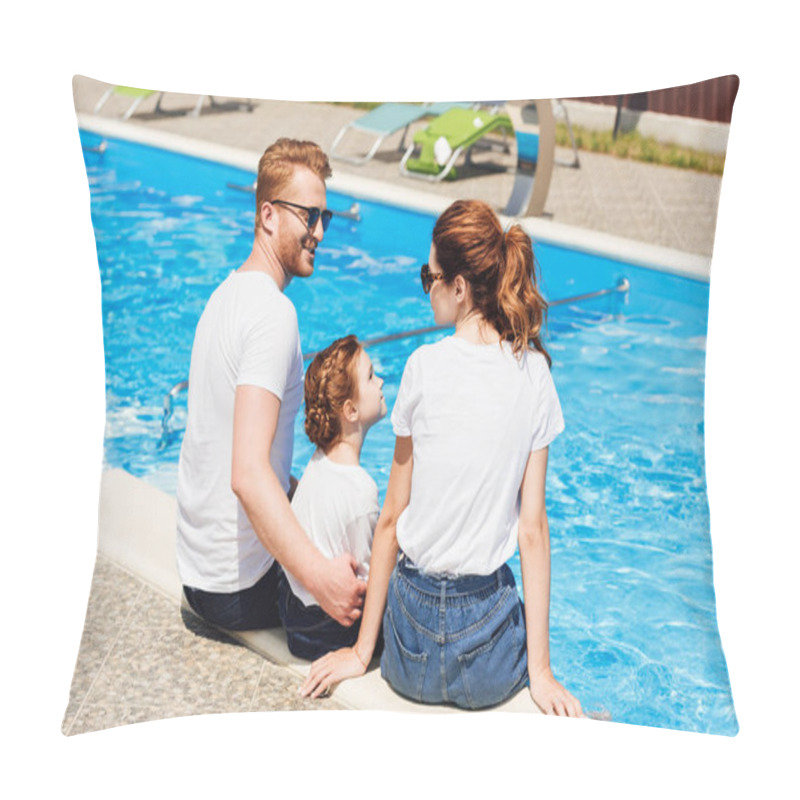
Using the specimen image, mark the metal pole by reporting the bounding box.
[613,95,624,141]
[160,279,631,437]
[303,279,631,360]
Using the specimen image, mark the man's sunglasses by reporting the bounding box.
[420,263,446,294]
[270,199,333,232]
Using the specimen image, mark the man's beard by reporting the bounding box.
[300,232,317,257]
[280,230,316,278]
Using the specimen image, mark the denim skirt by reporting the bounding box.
[380,555,528,709]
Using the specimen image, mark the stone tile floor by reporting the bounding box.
[62,557,342,735]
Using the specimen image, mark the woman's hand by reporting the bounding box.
[299,646,368,699]
[529,667,583,717]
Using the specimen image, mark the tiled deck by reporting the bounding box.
[62,557,344,736]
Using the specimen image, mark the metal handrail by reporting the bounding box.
[160,278,629,435]
[226,181,362,222]
[82,140,108,155]
[159,380,189,448]
[302,278,630,360]
[549,277,629,309]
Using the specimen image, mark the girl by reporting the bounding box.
[300,200,581,715]
[279,335,387,660]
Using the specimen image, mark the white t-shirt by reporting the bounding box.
[391,336,564,576]
[176,270,303,592]
[285,450,379,608]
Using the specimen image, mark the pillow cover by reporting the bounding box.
[64,74,739,737]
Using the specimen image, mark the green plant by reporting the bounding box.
[556,122,725,175]
[327,103,726,175]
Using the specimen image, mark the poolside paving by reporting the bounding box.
[63,76,727,735]
[72,76,725,256]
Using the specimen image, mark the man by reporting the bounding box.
[176,138,365,631]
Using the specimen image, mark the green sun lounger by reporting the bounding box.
[330,101,473,165]
[93,85,251,121]
[93,86,164,120]
[399,106,514,181]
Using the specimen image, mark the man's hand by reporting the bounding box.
[310,553,366,627]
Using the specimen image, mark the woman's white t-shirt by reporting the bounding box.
[391,336,564,576]
[286,450,379,608]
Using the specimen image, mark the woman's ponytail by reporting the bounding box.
[497,225,550,365]
[432,200,551,366]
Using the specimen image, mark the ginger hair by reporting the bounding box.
[432,199,551,365]
[304,335,362,452]
[254,138,332,233]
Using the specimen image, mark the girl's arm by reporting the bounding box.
[299,436,413,698]
[518,447,583,717]
[232,385,365,626]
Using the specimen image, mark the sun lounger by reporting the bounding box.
[93,85,253,121]
[399,106,514,181]
[330,101,473,165]
[93,85,164,120]
[553,99,580,168]
[188,95,255,118]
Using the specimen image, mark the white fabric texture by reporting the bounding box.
[391,336,564,576]
[176,270,303,592]
[285,449,379,608]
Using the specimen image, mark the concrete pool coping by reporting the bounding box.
[98,468,541,715]
[76,112,711,282]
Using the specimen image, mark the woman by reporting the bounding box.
[300,199,581,715]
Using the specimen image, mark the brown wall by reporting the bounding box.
[571,75,739,124]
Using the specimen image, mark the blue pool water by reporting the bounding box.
[79,129,737,735]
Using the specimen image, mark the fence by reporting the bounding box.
[571,75,739,124]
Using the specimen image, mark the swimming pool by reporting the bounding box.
[79,127,737,735]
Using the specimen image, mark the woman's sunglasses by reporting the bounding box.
[420,263,446,295]
[270,199,333,232]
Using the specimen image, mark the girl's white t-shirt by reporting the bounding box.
[391,336,564,576]
[286,450,379,608]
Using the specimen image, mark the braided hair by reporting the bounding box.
[304,335,362,452]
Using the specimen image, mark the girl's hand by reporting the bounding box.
[299,647,368,699]
[529,668,583,717]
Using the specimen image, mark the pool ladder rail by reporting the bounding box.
[159,278,629,443]
[304,277,630,359]
[81,140,108,155]
[158,380,188,450]
[227,180,361,222]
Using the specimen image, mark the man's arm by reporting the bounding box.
[230,384,365,626]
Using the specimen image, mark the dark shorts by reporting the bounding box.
[278,574,383,662]
[183,561,282,631]
[278,574,359,660]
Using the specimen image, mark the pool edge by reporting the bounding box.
[97,467,542,716]
[75,113,711,283]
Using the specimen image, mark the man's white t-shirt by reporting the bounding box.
[391,336,564,577]
[285,450,379,608]
[176,270,303,593]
